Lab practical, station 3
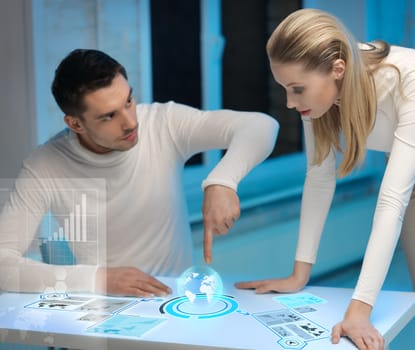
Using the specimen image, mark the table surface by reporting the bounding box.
[1,278,415,350]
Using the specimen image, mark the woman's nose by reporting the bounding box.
[286,95,297,109]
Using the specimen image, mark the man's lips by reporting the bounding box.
[122,128,138,141]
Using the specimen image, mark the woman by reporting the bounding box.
[236,8,415,350]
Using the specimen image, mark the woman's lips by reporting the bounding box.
[299,109,311,117]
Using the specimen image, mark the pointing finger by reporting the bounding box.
[204,226,213,264]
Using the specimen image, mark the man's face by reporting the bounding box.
[68,74,138,154]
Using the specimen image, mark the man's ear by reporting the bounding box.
[332,59,346,80]
[64,115,84,133]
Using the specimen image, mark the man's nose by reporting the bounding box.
[121,110,137,130]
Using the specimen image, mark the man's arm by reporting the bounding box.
[0,172,99,293]
[165,101,279,192]
[165,102,279,263]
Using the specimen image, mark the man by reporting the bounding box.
[0,49,278,297]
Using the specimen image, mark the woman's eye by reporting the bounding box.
[293,87,304,94]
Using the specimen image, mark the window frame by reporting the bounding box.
[30,0,385,221]
[184,0,385,223]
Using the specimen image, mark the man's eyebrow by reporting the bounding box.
[95,110,116,120]
[95,87,133,120]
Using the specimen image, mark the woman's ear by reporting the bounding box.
[64,115,84,133]
[332,59,346,80]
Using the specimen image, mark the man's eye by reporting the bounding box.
[126,95,134,106]
[293,87,304,94]
[102,114,114,121]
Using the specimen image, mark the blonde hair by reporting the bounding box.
[267,9,390,177]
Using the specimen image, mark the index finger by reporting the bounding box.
[204,226,213,264]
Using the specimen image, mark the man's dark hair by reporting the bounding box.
[51,49,128,116]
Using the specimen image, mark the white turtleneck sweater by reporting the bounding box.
[0,101,278,293]
[295,45,415,306]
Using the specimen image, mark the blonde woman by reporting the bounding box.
[236,8,415,350]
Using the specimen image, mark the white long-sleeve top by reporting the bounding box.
[0,101,278,293]
[296,45,415,306]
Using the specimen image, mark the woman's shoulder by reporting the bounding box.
[373,45,415,95]
[385,45,415,68]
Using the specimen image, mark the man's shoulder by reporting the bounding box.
[47,128,70,143]
[136,102,182,133]
[136,101,181,117]
[24,129,70,167]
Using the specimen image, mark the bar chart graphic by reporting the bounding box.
[43,186,103,266]
[49,192,89,243]
[0,178,107,266]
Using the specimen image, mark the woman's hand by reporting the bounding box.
[235,261,312,293]
[332,299,384,350]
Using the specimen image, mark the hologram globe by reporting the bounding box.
[177,265,224,305]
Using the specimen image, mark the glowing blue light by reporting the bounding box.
[177,265,224,306]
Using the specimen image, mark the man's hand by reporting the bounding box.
[332,300,384,350]
[202,185,240,264]
[95,267,172,297]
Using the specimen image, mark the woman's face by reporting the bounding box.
[270,60,344,119]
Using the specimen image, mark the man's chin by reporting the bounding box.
[116,139,138,152]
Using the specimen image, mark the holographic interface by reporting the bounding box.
[159,294,238,319]
[160,265,238,319]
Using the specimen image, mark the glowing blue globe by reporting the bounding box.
[177,265,224,305]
